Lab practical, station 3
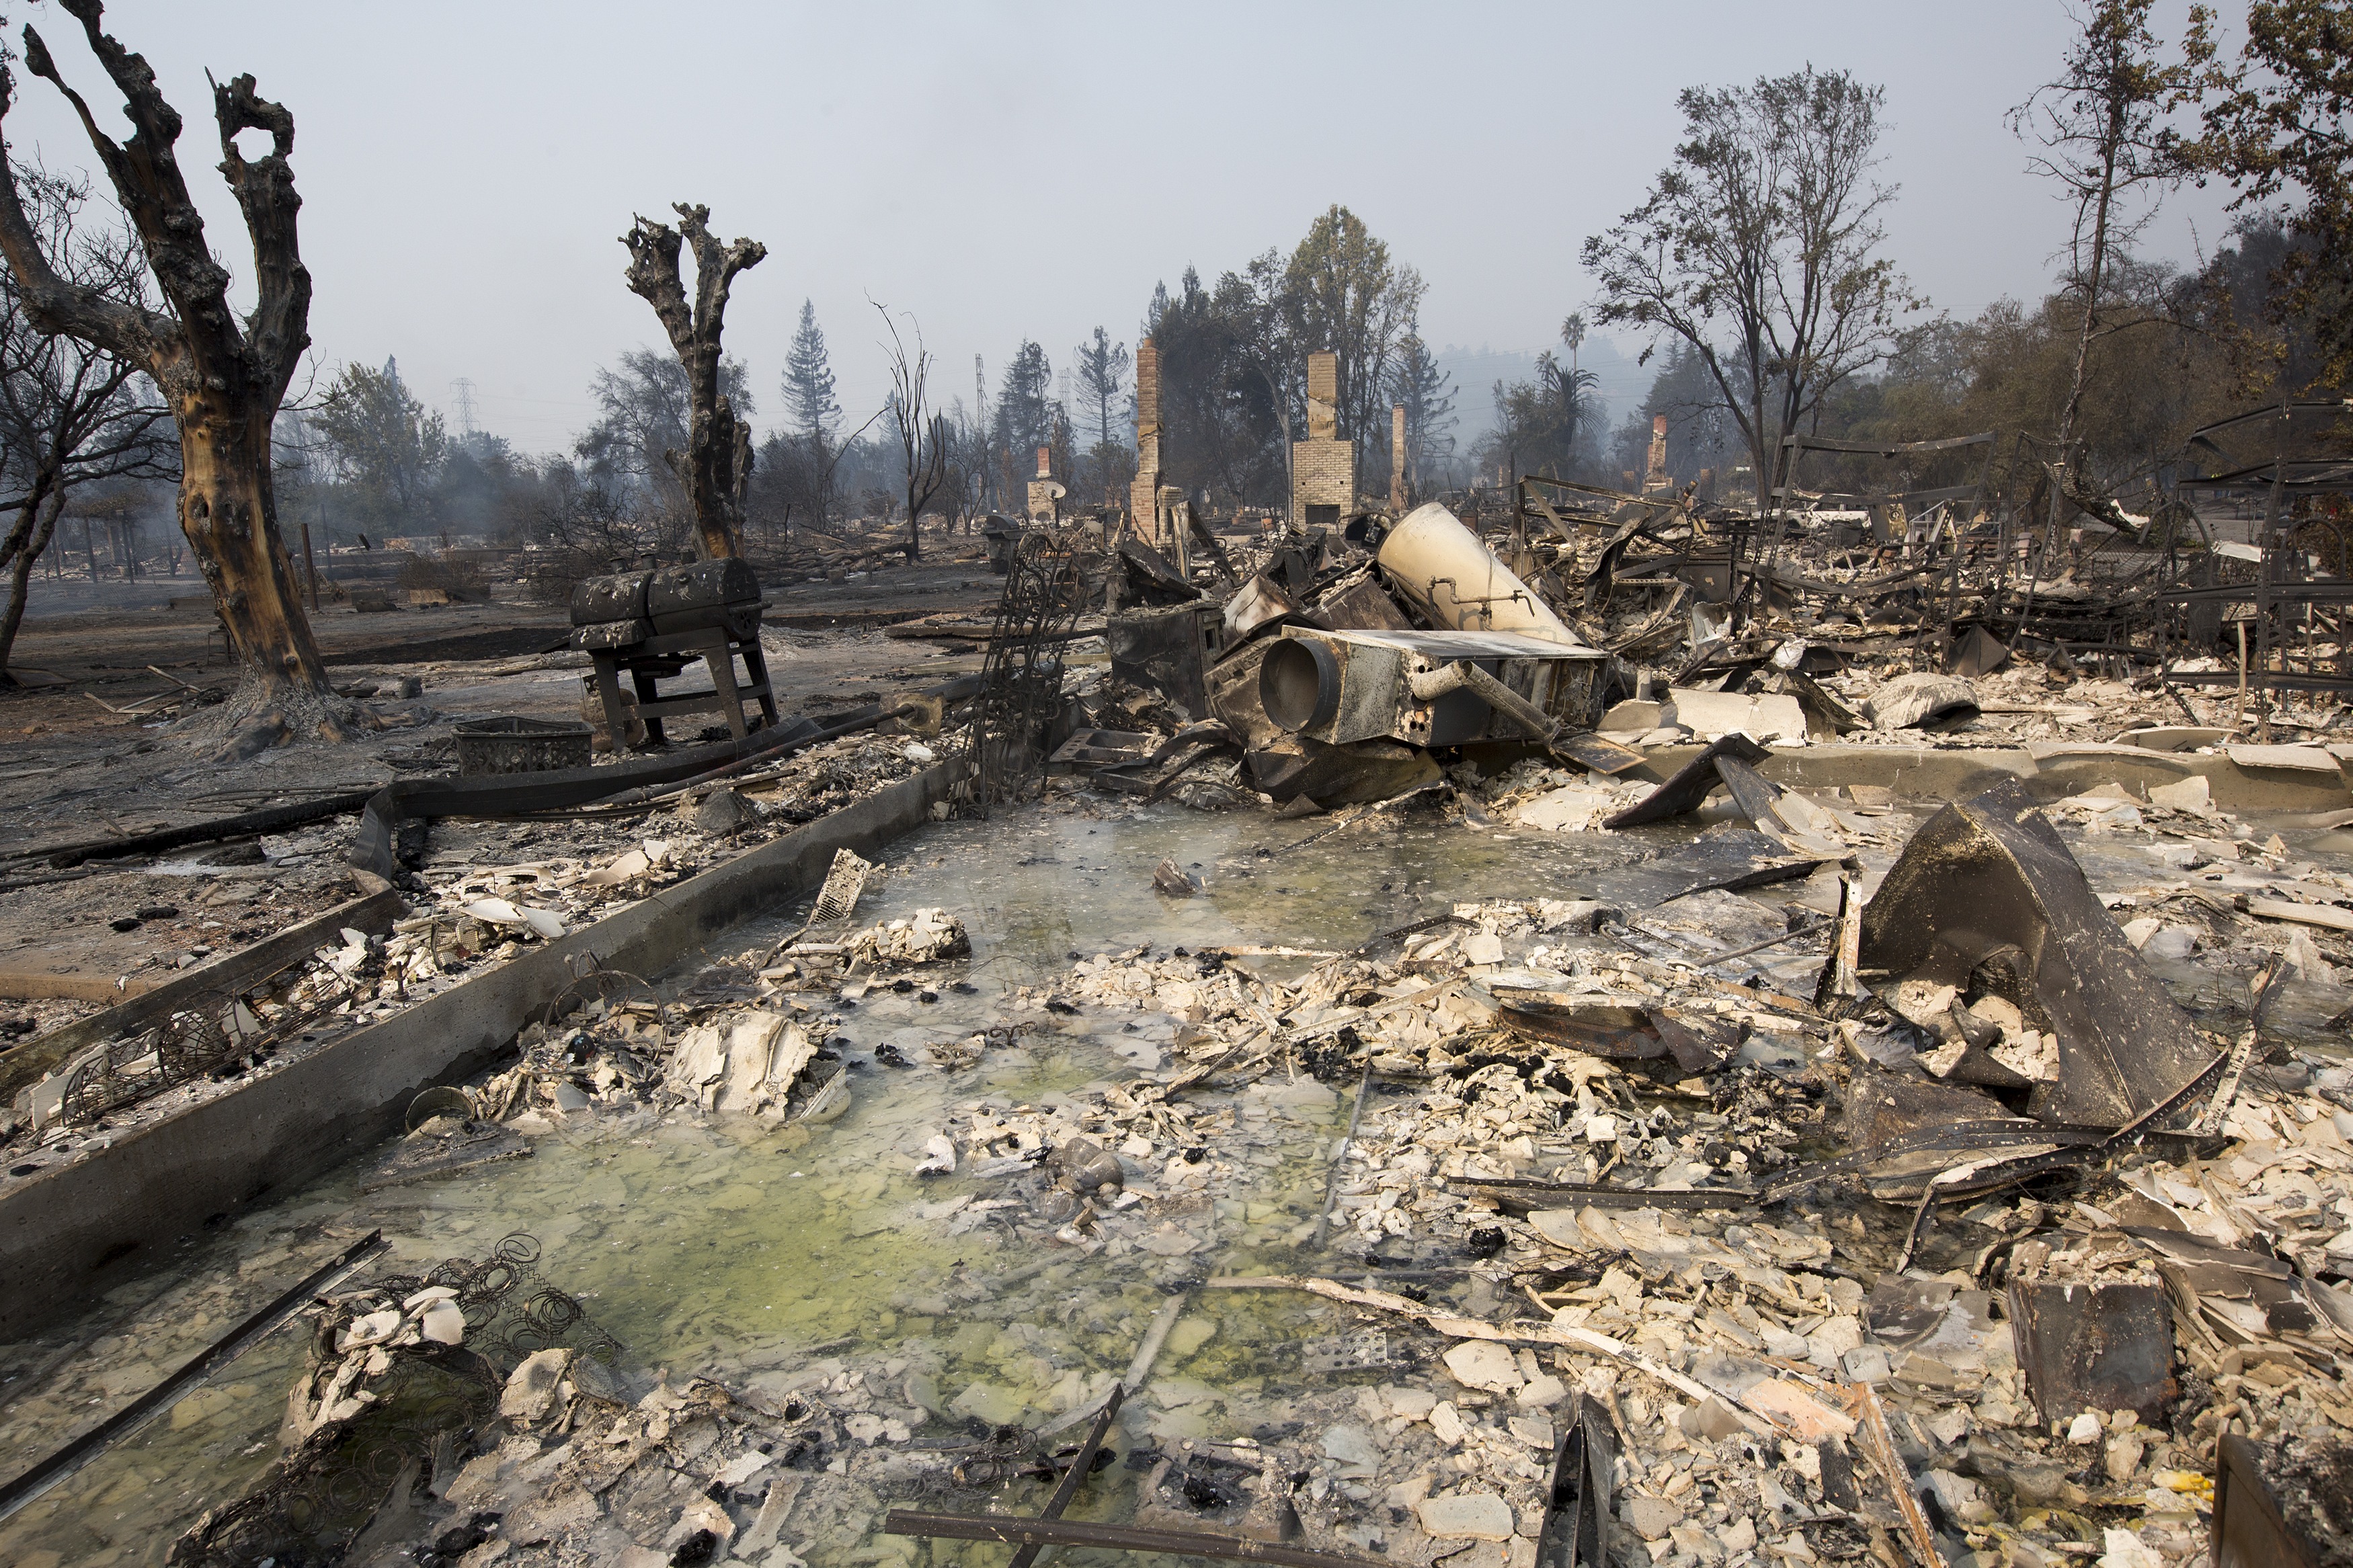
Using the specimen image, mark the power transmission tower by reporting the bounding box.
[450,377,478,438]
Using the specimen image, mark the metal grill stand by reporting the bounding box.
[571,559,780,747]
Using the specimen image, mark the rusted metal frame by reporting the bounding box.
[2188,397,2353,443]
[1004,1383,1125,1568]
[1782,431,1997,458]
[1519,473,1684,512]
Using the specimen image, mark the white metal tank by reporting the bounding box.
[1375,502,1581,645]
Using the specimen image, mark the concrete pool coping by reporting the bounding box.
[0,759,962,1343]
[1632,741,2352,815]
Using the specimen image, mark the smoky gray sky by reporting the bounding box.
[3,1,2241,452]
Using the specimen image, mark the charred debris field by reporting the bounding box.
[0,499,2350,1568]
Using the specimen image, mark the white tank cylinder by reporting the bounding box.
[1376,502,1581,644]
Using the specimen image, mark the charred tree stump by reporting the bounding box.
[621,204,765,561]
[0,1,344,735]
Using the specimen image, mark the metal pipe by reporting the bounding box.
[0,1231,387,1524]
[1406,659,1558,739]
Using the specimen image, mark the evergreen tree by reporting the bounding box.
[1388,333,1457,494]
[783,300,840,440]
[992,341,1055,469]
[1074,327,1130,452]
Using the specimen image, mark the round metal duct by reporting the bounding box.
[1260,637,1340,734]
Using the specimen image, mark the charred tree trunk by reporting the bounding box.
[621,204,765,561]
[0,1,341,737]
[0,480,61,681]
[182,403,325,686]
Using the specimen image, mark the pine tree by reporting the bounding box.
[992,341,1055,468]
[783,300,840,440]
[1074,327,1130,451]
[1389,333,1457,492]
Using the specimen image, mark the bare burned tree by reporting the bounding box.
[875,301,948,563]
[621,204,764,561]
[0,169,174,682]
[0,2,342,736]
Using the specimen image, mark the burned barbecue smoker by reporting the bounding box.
[571,558,779,748]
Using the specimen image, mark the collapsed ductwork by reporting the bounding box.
[1258,628,1609,747]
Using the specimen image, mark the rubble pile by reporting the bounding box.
[16,493,2353,1566]
[1044,497,2348,819]
[187,776,2353,1568]
[0,733,939,1163]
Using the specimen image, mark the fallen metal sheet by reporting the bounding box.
[1246,737,1443,808]
[1303,1329,1405,1374]
[1109,603,1213,716]
[1602,733,1776,828]
[1049,728,1160,770]
[2007,1278,2175,1426]
[1224,572,1307,640]
[1858,778,2217,1130]
[1115,537,1203,606]
[1536,1394,1617,1568]
[1312,573,1415,632]
[1950,624,2011,678]
[2126,1226,2325,1338]
[883,1510,1387,1568]
[1865,1276,1960,1347]
[1552,730,1648,776]
[2213,1432,2325,1568]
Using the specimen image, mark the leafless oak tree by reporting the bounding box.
[0,1,340,734]
[621,204,764,560]
[875,302,948,563]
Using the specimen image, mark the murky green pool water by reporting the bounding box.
[3,790,2344,1565]
[0,798,1652,1566]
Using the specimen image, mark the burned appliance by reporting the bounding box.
[1257,626,1609,748]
